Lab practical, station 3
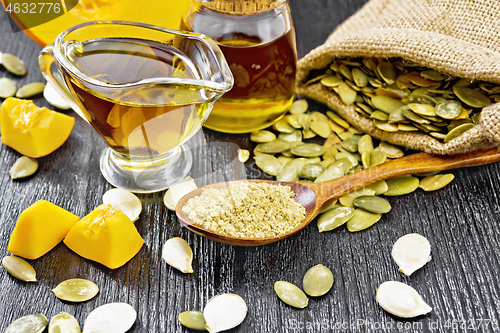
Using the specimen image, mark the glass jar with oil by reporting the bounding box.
[182,0,297,133]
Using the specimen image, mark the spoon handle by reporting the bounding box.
[309,147,500,205]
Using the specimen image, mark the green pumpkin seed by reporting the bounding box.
[307,157,321,164]
[420,70,443,81]
[302,265,334,297]
[453,86,491,108]
[379,142,404,158]
[290,99,308,114]
[444,123,475,143]
[273,118,295,133]
[277,155,293,165]
[2,53,27,76]
[340,135,361,152]
[250,130,276,143]
[419,174,455,191]
[373,120,399,132]
[370,150,387,166]
[377,62,397,84]
[274,281,308,308]
[322,146,338,160]
[370,110,389,121]
[2,256,36,282]
[352,67,368,87]
[384,175,419,196]
[299,163,325,180]
[310,121,331,138]
[319,199,340,213]
[339,188,376,208]
[447,118,473,131]
[372,95,405,114]
[401,109,430,124]
[52,278,99,302]
[346,209,382,232]
[338,82,357,105]
[254,154,282,176]
[15,82,46,98]
[310,111,329,123]
[334,153,359,168]
[255,139,290,153]
[365,180,389,195]
[435,99,462,119]
[321,75,343,87]
[49,312,81,333]
[278,130,302,142]
[0,77,17,98]
[178,311,206,331]
[317,207,355,232]
[368,77,383,88]
[277,158,308,182]
[430,132,447,140]
[286,114,304,129]
[326,111,350,129]
[360,151,370,168]
[398,124,419,131]
[314,166,344,182]
[10,156,38,179]
[354,195,391,213]
[302,129,317,139]
[408,103,436,117]
[339,64,353,81]
[290,143,325,157]
[6,314,47,333]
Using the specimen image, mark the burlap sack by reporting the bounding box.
[296,0,500,155]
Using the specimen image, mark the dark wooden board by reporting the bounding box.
[0,1,499,332]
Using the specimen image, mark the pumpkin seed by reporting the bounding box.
[404,72,439,87]
[290,99,308,114]
[370,110,389,121]
[49,312,81,333]
[44,82,71,110]
[277,158,308,182]
[453,86,491,108]
[370,150,387,166]
[250,130,276,143]
[419,173,455,191]
[326,111,350,129]
[392,233,431,276]
[361,151,370,168]
[401,109,430,124]
[384,175,419,196]
[321,75,343,87]
[420,70,443,81]
[377,62,397,84]
[52,278,99,302]
[376,281,432,318]
[408,103,436,117]
[238,149,250,163]
[299,163,325,180]
[277,155,293,165]
[204,294,247,332]
[322,146,338,160]
[340,135,361,152]
[162,237,194,273]
[273,118,295,133]
[255,139,290,153]
[302,264,334,296]
[10,156,38,179]
[290,143,325,158]
[365,180,388,195]
[352,67,368,87]
[163,177,197,210]
[324,133,341,146]
[346,208,382,232]
[278,130,302,142]
[330,156,357,173]
[371,95,405,113]
[2,256,36,282]
[274,281,308,308]
[379,142,404,158]
[83,302,136,333]
[2,53,27,76]
[285,114,303,129]
[314,166,344,182]
[5,314,47,333]
[354,195,391,213]
[103,188,142,221]
[254,154,282,176]
[302,129,316,139]
[398,124,419,131]
[373,120,399,132]
[178,311,206,331]
[310,111,329,123]
[338,82,357,105]
[435,99,462,119]
[16,82,46,98]
[310,121,331,138]
[443,123,475,143]
[339,188,376,208]
[339,64,353,81]
[317,206,355,232]
[0,77,17,98]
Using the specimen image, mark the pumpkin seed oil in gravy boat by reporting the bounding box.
[182,0,297,133]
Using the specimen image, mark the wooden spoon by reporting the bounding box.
[176,147,500,246]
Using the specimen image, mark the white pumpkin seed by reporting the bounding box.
[162,237,194,273]
[163,177,198,211]
[302,264,334,296]
[83,303,136,333]
[5,313,47,333]
[376,281,432,318]
[392,233,431,276]
[44,82,71,110]
[203,294,247,332]
[0,77,17,98]
[52,278,99,302]
[238,149,250,163]
[10,156,38,179]
[102,188,142,221]
[2,256,36,282]
[274,281,308,308]
[16,82,46,98]
[49,312,81,333]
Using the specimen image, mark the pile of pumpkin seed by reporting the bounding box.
[304,57,500,142]
[251,99,455,232]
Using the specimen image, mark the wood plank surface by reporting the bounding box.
[1,1,499,332]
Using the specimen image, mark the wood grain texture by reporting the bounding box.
[0,1,499,332]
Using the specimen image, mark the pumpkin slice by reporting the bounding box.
[8,200,80,259]
[1,97,75,158]
[64,204,144,269]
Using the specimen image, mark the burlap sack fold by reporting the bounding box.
[296,0,500,155]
